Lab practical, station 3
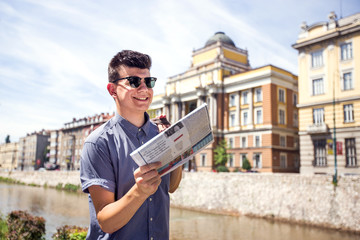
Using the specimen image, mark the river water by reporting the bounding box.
[0,182,359,240]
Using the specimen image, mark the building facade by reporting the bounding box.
[18,130,50,171]
[149,32,299,173]
[0,142,18,171]
[53,112,114,170]
[292,12,360,175]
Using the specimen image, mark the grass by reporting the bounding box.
[0,214,8,240]
[0,176,81,193]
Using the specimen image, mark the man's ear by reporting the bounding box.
[107,83,117,98]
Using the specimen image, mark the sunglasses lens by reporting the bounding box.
[145,77,156,88]
[128,77,142,88]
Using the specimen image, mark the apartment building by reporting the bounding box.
[149,32,299,172]
[0,142,18,171]
[53,112,114,170]
[292,12,360,175]
[18,130,50,171]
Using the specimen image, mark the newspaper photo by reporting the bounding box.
[130,103,214,176]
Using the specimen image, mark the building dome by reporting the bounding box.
[205,32,235,47]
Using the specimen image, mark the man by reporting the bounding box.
[80,50,182,239]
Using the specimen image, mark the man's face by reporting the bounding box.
[113,65,153,118]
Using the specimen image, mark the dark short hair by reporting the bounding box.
[108,50,152,82]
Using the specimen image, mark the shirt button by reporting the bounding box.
[150,237,154,240]
[138,128,141,132]
[149,198,152,201]
[150,217,153,221]
[142,141,144,144]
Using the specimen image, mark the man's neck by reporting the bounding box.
[117,107,145,128]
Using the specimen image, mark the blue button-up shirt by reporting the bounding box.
[80,113,170,240]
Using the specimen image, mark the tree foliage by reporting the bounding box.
[5,135,10,144]
[214,139,229,167]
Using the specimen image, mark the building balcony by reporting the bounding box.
[307,123,328,134]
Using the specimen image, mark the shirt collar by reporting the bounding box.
[114,112,151,137]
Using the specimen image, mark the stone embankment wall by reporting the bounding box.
[1,171,359,233]
[0,171,80,188]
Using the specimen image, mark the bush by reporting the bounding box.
[216,165,229,172]
[56,183,63,190]
[52,225,88,240]
[63,184,80,193]
[242,158,252,171]
[7,210,45,240]
[56,183,81,193]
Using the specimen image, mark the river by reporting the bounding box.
[0,182,359,240]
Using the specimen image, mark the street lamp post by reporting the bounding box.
[332,70,338,185]
[333,97,338,185]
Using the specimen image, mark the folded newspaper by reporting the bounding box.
[130,103,214,176]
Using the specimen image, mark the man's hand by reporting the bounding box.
[151,115,171,133]
[133,162,162,196]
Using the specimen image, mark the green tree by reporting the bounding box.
[5,135,10,144]
[242,157,252,171]
[214,139,229,172]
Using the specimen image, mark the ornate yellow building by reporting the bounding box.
[293,12,360,175]
[149,32,299,173]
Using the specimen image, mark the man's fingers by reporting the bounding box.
[138,162,161,174]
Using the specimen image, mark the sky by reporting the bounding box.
[0,0,359,143]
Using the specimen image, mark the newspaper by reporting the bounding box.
[130,103,214,176]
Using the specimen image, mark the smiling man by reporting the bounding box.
[80,50,182,239]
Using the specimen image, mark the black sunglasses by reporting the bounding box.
[112,76,157,89]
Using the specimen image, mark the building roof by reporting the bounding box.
[205,31,235,47]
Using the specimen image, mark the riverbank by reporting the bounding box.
[1,171,359,234]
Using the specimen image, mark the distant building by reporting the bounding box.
[18,130,50,171]
[292,12,360,175]
[149,32,299,173]
[51,112,114,170]
[0,142,18,171]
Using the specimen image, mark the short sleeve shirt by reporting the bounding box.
[80,113,170,240]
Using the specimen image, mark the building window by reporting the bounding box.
[243,111,248,125]
[312,78,324,95]
[201,153,207,167]
[255,88,262,102]
[279,89,285,103]
[311,50,323,68]
[313,139,327,166]
[255,135,261,147]
[345,138,357,167]
[344,104,354,123]
[229,93,236,107]
[241,137,247,148]
[280,154,287,168]
[279,109,285,125]
[229,111,236,127]
[340,42,352,61]
[228,154,234,167]
[253,153,262,168]
[228,138,234,149]
[242,91,248,104]
[293,93,298,106]
[343,72,353,90]
[313,108,324,124]
[293,112,298,127]
[256,109,263,124]
[280,136,286,147]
